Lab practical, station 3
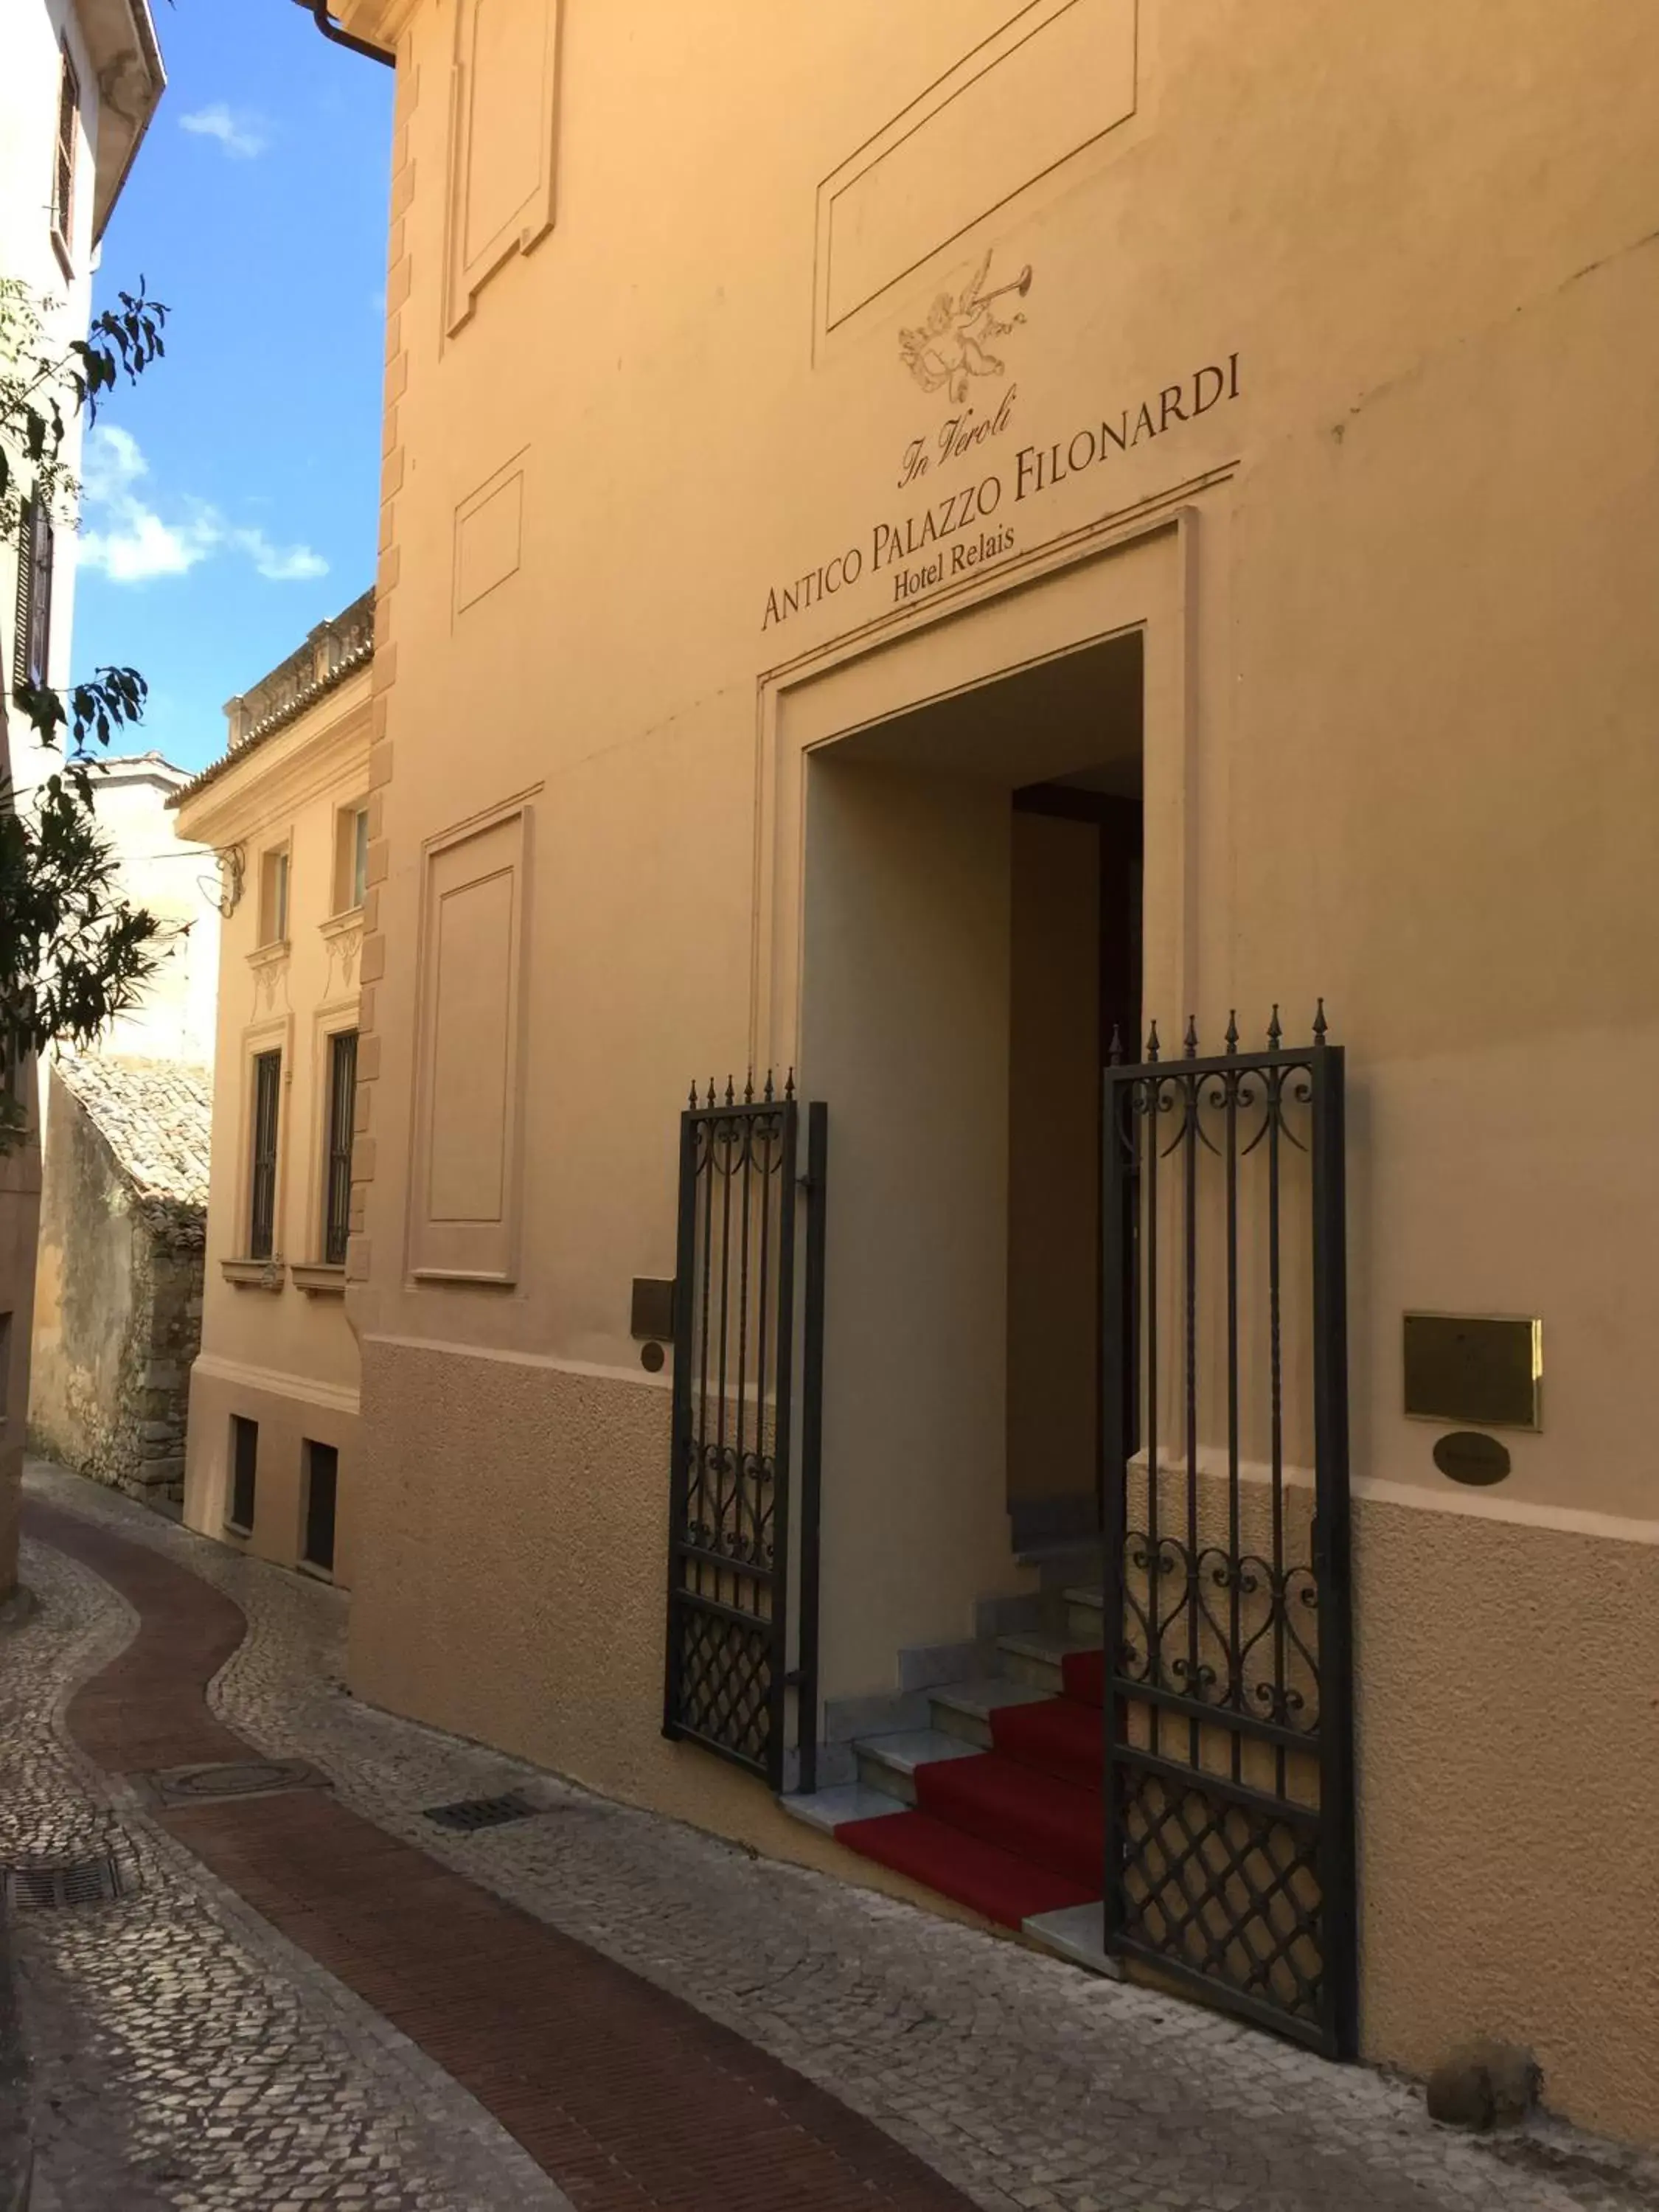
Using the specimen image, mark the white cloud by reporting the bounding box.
[79,422,147,503]
[81,508,217,584]
[233,529,328,583]
[178,104,268,159]
[77,425,328,588]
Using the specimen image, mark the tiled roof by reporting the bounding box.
[56,1054,214,1211]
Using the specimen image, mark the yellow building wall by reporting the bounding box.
[176,678,370,1585]
[336,0,1659,2141]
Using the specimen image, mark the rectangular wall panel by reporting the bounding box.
[409,807,529,1282]
[820,0,1137,333]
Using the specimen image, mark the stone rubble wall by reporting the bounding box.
[28,1074,204,1510]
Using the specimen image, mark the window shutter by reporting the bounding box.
[25,504,53,689]
[12,507,31,697]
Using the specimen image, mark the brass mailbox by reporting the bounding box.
[1402,1312,1541,1431]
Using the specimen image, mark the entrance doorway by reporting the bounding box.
[1007,780,1141,1554]
[799,627,1145,1627]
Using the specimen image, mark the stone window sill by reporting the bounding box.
[248,939,291,970]
[221,1257,285,1291]
[291,1263,347,1298]
[222,1519,251,1540]
[319,907,364,937]
[296,1558,335,1585]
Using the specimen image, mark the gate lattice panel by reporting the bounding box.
[664,1077,801,1789]
[1102,1009,1355,2056]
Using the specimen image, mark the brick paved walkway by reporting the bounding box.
[18,1464,1659,2212]
[24,1498,983,2212]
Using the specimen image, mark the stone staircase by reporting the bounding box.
[785,1582,1119,1975]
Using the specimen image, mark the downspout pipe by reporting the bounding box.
[293,0,394,67]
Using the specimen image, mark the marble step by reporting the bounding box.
[1062,1585,1105,1644]
[852,1728,981,1807]
[995,1629,1099,1698]
[928,1677,1051,1752]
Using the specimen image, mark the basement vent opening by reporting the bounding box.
[422,1791,535,1832]
[4,1849,131,1910]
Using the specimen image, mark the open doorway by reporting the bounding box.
[801,626,1144,1612]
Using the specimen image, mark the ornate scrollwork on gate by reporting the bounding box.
[1102,1007,1354,2057]
[663,1077,798,1787]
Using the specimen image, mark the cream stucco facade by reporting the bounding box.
[173,597,373,1587]
[0,0,164,1593]
[327,0,1659,2144]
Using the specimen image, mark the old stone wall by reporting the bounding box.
[29,1071,204,1509]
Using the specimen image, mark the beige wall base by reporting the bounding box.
[351,1331,1659,2146]
[183,1355,360,1589]
[1355,1489,1659,2143]
[351,1333,1005,1915]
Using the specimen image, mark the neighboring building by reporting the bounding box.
[0,0,164,1594]
[74,752,220,1067]
[172,593,372,1586]
[323,0,1658,2150]
[29,1054,210,1509]
[3,0,166,813]
[25,751,219,1481]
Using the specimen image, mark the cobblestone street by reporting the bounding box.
[9,1459,1659,2212]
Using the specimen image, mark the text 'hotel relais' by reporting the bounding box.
[217,0,1659,2146]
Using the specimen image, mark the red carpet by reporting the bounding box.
[988,1695,1101,1788]
[834,1809,1094,1927]
[1062,1647,1104,1705]
[834,1652,1107,1927]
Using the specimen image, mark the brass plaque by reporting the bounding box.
[630,1277,675,1341]
[1402,1313,1540,1431]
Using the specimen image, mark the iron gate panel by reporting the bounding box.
[664,1076,804,1790]
[1102,1009,1354,2057]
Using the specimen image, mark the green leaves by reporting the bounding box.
[1,274,173,1150]
[0,769,164,1052]
[67,280,169,422]
[13,666,150,758]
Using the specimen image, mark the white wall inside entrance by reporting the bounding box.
[802,758,1015,1701]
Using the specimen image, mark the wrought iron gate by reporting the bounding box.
[663,1077,826,1793]
[1101,1009,1355,2056]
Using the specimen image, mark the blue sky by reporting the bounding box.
[76,3,394,772]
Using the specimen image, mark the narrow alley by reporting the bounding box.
[4,1461,1657,2212]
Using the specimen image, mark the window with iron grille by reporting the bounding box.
[323,1030,358,1266]
[229,1415,258,1531]
[13,498,54,697]
[248,1050,282,1259]
[51,44,78,266]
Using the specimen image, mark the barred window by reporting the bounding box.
[323,1030,358,1266]
[248,1051,282,1259]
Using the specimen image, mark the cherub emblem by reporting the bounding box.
[898,251,1032,401]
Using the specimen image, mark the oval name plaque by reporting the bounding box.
[1432,1430,1511,1486]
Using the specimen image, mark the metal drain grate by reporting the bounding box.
[422,1790,535,1832]
[4,1848,130,1910]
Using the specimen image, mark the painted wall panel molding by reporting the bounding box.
[444,0,563,335]
[453,449,529,618]
[407,799,535,1284]
[815,0,1137,344]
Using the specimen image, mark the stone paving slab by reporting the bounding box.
[22,1460,1659,2212]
